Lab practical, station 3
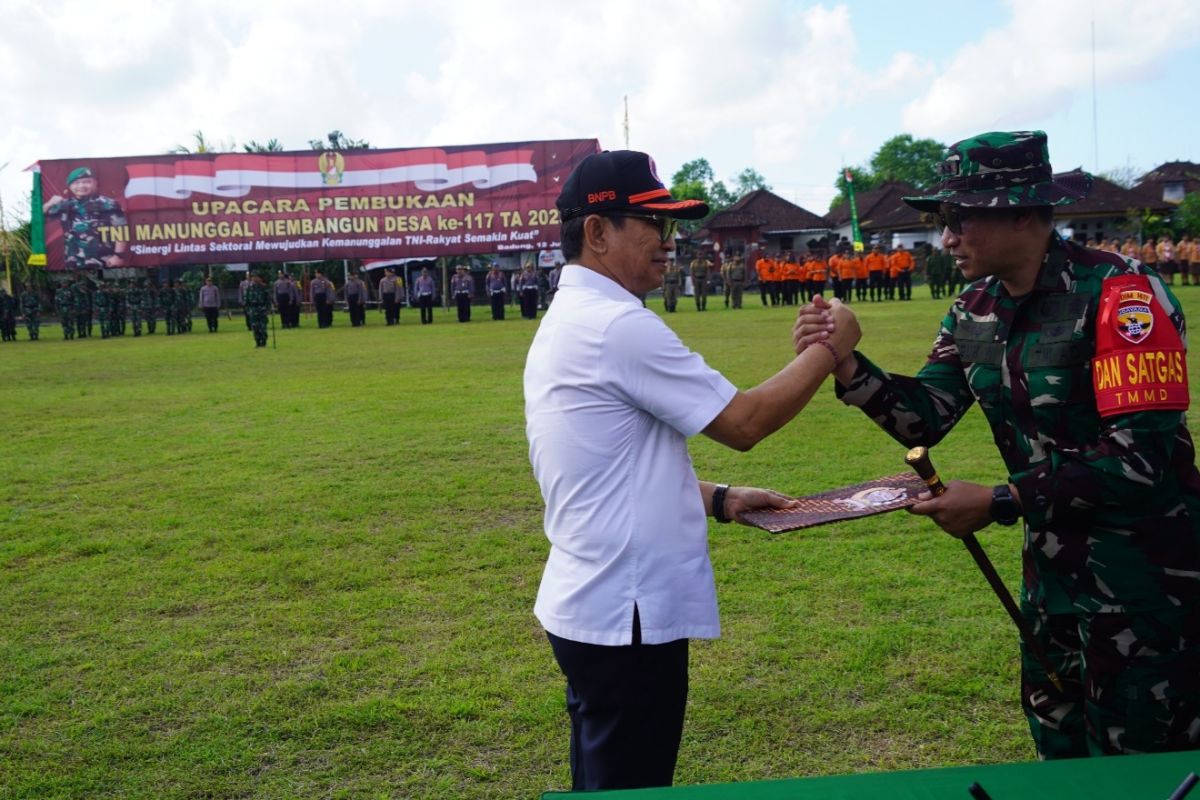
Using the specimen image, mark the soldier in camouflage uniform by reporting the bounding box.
[125,280,144,337]
[161,282,177,336]
[72,277,93,338]
[797,131,1200,759]
[926,246,952,300]
[42,167,128,270]
[178,281,193,333]
[243,272,271,347]
[20,288,41,340]
[55,281,75,340]
[112,281,127,336]
[93,282,112,339]
[142,281,158,334]
[0,288,15,342]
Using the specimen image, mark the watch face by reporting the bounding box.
[991,486,1020,525]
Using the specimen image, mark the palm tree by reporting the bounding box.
[169,130,236,155]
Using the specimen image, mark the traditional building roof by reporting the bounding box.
[1057,174,1169,217]
[703,189,827,234]
[823,181,924,232]
[1136,161,1200,204]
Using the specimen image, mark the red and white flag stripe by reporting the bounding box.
[124,148,538,199]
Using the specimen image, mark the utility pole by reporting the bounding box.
[623,96,630,149]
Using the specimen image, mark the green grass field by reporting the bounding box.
[4,290,1200,799]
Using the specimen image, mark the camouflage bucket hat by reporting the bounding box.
[902,130,1091,212]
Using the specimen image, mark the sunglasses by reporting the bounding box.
[605,212,679,243]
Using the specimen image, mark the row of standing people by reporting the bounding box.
[0,278,213,342]
[1096,235,1200,286]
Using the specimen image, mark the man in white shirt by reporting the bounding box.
[525,150,859,791]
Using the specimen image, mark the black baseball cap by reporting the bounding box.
[557,150,709,222]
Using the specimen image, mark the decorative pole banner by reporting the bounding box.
[740,473,928,532]
[33,139,601,271]
[27,164,47,267]
[845,168,864,253]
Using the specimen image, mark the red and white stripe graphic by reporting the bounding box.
[124,148,538,199]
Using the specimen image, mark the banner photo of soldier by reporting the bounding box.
[34,139,601,271]
[740,473,928,533]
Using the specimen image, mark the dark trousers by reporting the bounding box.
[348,298,365,326]
[315,296,333,328]
[546,610,688,791]
[418,294,434,324]
[276,295,291,328]
[203,307,219,332]
[490,292,505,320]
[897,272,912,300]
[455,293,471,322]
[383,296,398,325]
[520,288,539,319]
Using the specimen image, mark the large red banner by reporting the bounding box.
[36,139,600,271]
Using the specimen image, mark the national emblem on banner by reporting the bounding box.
[320,151,344,186]
[1115,288,1154,344]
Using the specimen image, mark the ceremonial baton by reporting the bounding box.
[905,446,1064,693]
[270,306,277,350]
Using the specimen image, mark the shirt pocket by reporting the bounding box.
[1024,322,1093,407]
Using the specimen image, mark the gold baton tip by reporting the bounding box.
[905,446,928,466]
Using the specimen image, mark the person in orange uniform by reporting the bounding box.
[755,250,770,306]
[827,250,844,301]
[888,242,915,301]
[848,248,867,302]
[1140,238,1161,283]
[1157,236,1178,286]
[864,244,888,302]
[805,252,827,301]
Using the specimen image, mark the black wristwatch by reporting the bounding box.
[989,484,1021,526]
[712,484,732,524]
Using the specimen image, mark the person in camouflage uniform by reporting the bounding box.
[125,280,144,337]
[926,246,953,300]
[161,281,177,335]
[796,131,1200,759]
[142,281,158,334]
[93,282,112,339]
[55,281,75,340]
[42,167,128,270]
[21,288,41,340]
[112,281,127,336]
[243,272,270,347]
[72,277,93,338]
[0,288,16,341]
[177,281,193,333]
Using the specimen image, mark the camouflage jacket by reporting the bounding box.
[55,286,72,315]
[838,234,1200,614]
[21,291,40,314]
[244,283,270,311]
[47,195,127,269]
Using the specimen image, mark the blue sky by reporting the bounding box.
[1,0,1196,224]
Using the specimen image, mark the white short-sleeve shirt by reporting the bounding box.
[524,264,738,646]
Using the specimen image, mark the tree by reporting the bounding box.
[244,138,284,153]
[308,130,370,151]
[1101,165,1141,190]
[732,168,771,196]
[869,134,945,191]
[1175,192,1200,237]
[826,134,945,211]
[828,166,880,213]
[169,130,235,155]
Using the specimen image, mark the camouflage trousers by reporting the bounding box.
[1021,601,1200,758]
[248,310,268,347]
[24,315,39,340]
[60,314,74,340]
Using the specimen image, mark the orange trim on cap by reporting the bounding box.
[641,200,705,210]
[628,188,671,204]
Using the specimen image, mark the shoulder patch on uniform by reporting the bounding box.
[1092,274,1189,417]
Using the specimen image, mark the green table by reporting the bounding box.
[542,751,1198,798]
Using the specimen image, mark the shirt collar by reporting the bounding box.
[558,263,642,306]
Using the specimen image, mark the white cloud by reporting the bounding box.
[902,0,1200,139]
